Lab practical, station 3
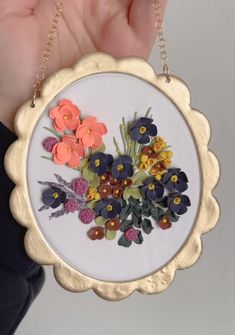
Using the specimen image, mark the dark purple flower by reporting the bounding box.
[95,199,121,219]
[130,117,157,144]
[64,199,79,213]
[42,137,59,152]
[141,177,164,201]
[42,187,66,209]
[71,178,89,196]
[163,168,188,192]
[111,155,134,180]
[167,193,191,215]
[79,208,96,224]
[90,152,113,176]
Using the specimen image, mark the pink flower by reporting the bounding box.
[42,137,59,152]
[52,135,84,168]
[49,99,81,132]
[71,178,89,196]
[76,116,107,149]
[124,228,140,241]
[79,208,95,224]
[64,199,79,213]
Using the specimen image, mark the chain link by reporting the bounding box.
[31,0,64,107]
[31,0,170,107]
[153,0,171,82]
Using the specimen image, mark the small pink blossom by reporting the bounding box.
[79,208,95,224]
[64,199,79,213]
[124,228,139,241]
[42,137,59,152]
[71,178,89,196]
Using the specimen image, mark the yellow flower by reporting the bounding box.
[162,158,172,167]
[140,154,148,163]
[147,158,157,166]
[153,136,167,152]
[94,192,101,200]
[165,150,173,158]
[139,162,149,171]
[157,151,167,161]
[88,187,96,195]
[87,193,94,201]
[155,173,163,181]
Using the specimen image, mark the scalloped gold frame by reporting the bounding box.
[4,53,220,301]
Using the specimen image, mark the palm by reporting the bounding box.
[0,0,166,129]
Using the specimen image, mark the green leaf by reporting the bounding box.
[79,158,89,172]
[43,127,61,140]
[120,220,133,232]
[95,216,108,226]
[133,215,142,228]
[132,171,148,186]
[167,210,180,223]
[89,174,100,188]
[151,207,165,220]
[105,230,117,240]
[82,166,95,182]
[128,187,142,200]
[120,205,131,220]
[87,200,97,209]
[142,219,154,234]
[123,188,131,201]
[118,234,132,248]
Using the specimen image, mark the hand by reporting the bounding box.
[0,0,167,130]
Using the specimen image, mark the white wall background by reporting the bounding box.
[17,1,235,334]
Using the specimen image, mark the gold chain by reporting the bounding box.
[31,0,170,107]
[153,0,171,82]
[31,0,64,107]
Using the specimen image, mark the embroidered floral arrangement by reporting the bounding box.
[39,100,191,248]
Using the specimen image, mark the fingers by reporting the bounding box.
[129,0,167,50]
[0,0,40,16]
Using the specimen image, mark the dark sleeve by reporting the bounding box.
[0,122,45,335]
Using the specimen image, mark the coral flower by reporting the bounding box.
[49,99,81,132]
[52,135,84,168]
[76,116,107,149]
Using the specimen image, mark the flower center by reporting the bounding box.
[95,159,100,167]
[95,231,99,236]
[171,175,178,183]
[106,204,113,212]
[110,221,115,227]
[53,192,59,199]
[63,115,69,120]
[173,197,181,205]
[148,183,155,191]
[140,126,147,134]
[117,164,124,171]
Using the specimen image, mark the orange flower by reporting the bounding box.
[76,116,107,149]
[52,135,84,168]
[49,99,81,132]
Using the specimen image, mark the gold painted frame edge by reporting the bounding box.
[5,53,220,301]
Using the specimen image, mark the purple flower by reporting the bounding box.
[111,155,134,180]
[64,199,79,213]
[141,177,164,201]
[42,187,66,209]
[79,208,96,224]
[163,168,188,192]
[130,117,157,144]
[42,137,59,152]
[71,178,89,196]
[90,152,113,176]
[167,193,191,215]
[95,199,121,219]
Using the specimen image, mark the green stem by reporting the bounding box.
[120,124,127,155]
[113,137,122,155]
[43,127,61,140]
[41,156,53,161]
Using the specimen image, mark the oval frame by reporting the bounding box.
[5,53,220,300]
